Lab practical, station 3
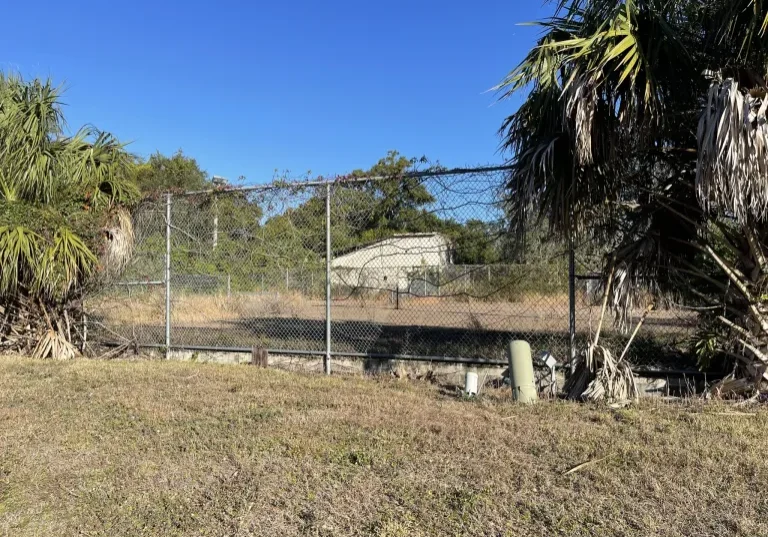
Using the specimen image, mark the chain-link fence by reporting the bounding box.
[571,250,701,373]
[87,165,700,373]
[87,198,168,347]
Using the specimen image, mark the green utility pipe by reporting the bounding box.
[507,340,537,403]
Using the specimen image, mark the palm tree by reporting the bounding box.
[0,74,137,358]
[498,0,768,388]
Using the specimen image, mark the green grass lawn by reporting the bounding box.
[0,357,766,536]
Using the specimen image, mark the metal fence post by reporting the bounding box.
[165,193,172,359]
[324,183,332,375]
[212,196,218,251]
[568,238,576,374]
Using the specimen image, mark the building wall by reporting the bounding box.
[331,234,451,291]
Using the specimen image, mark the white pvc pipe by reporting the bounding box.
[508,340,537,403]
[465,371,479,396]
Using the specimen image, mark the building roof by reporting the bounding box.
[332,232,452,267]
[333,232,449,258]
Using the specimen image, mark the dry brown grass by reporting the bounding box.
[0,357,766,536]
[88,290,691,336]
[89,291,310,325]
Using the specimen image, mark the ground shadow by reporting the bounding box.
[90,314,708,373]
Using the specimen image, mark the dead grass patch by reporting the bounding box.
[0,357,766,536]
[89,290,691,337]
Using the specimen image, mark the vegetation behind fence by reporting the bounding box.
[89,164,699,371]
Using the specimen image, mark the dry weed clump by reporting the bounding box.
[0,357,766,536]
[89,290,313,327]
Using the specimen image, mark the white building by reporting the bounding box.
[331,233,452,292]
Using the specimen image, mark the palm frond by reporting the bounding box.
[0,226,42,295]
[716,0,768,57]
[36,227,97,299]
[65,128,138,206]
[100,208,135,279]
[497,0,694,242]
[697,77,768,222]
[0,75,65,204]
[32,329,77,360]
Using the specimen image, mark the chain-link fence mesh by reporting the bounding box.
[572,250,700,372]
[88,165,701,372]
[164,185,329,353]
[327,170,569,364]
[87,199,168,347]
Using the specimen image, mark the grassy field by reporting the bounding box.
[1,358,765,536]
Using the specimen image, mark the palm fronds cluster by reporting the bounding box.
[499,0,768,390]
[0,75,137,357]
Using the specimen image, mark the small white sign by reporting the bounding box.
[538,351,557,369]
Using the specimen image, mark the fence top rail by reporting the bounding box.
[178,164,514,196]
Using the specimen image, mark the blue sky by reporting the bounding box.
[0,1,551,185]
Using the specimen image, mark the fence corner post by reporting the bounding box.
[165,192,172,359]
[324,183,332,375]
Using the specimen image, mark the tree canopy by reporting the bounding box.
[0,75,137,298]
[497,0,768,381]
[133,150,209,193]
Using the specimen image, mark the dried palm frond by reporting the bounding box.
[32,329,77,360]
[100,208,135,278]
[610,262,633,332]
[563,342,638,402]
[697,77,768,222]
[565,343,639,403]
[581,344,638,402]
[564,262,640,403]
[565,77,597,166]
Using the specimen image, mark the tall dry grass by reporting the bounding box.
[88,290,313,326]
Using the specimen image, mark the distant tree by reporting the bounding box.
[356,150,436,232]
[134,150,209,193]
[253,213,321,270]
[278,151,440,256]
[450,220,501,265]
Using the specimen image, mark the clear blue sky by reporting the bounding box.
[0,1,551,185]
